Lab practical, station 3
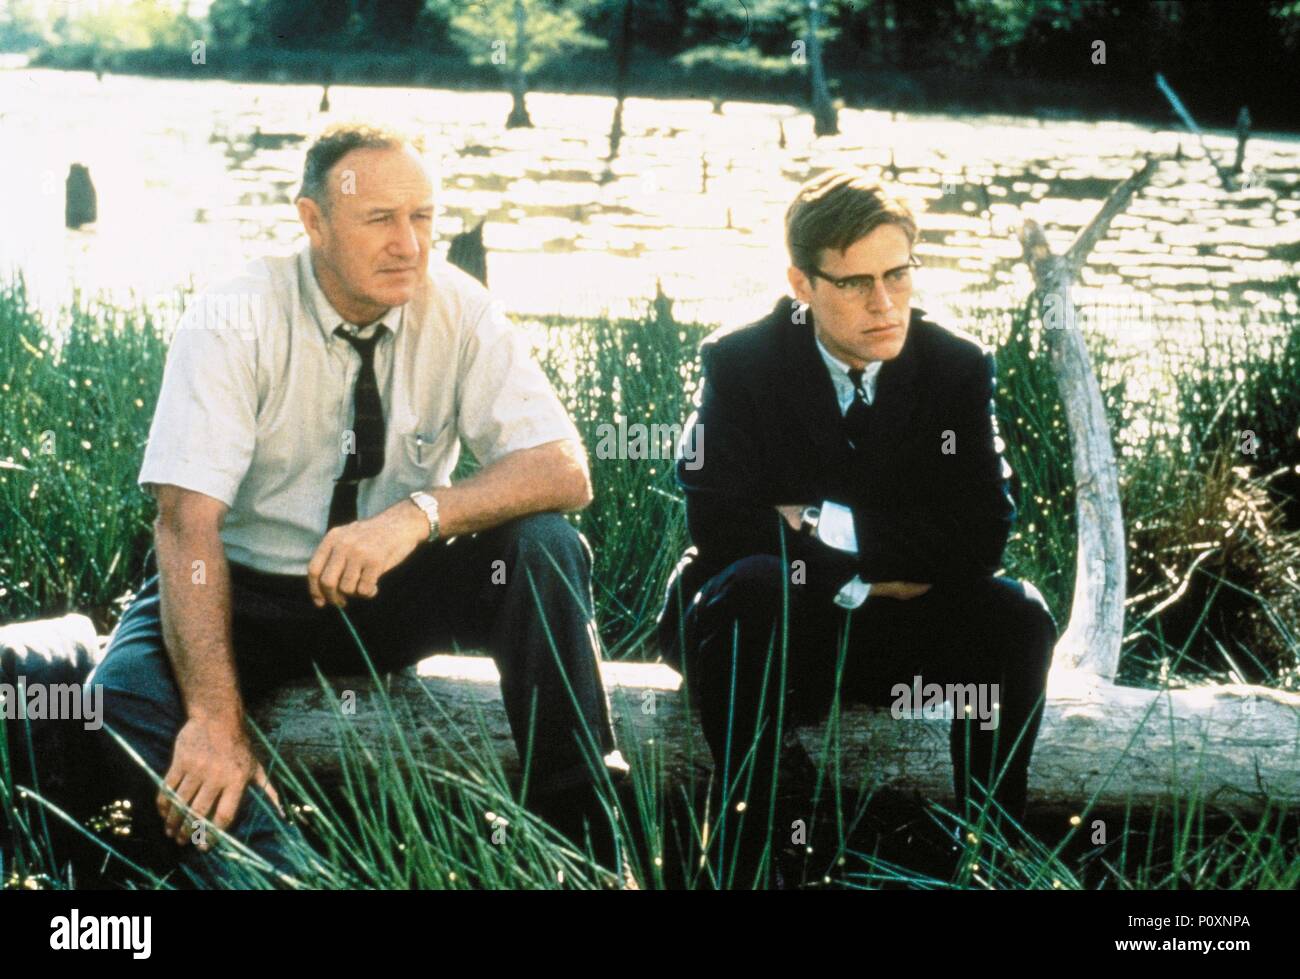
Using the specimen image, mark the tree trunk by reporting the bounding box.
[1017,155,1161,678]
[607,0,631,160]
[1233,106,1251,176]
[864,0,886,69]
[446,219,488,285]
[806,0,838,136]
[506,0,532,129]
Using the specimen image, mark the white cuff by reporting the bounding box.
[833,576,872,610]
[818,500,858,555]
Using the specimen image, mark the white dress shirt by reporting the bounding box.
[813,335,882,610]
[138,242,582,575]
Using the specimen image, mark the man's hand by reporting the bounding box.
[307,498,429,608]
[158,715,282,849]
[775,504,810,530]
[774,505,930,600]
[872,581,932,600]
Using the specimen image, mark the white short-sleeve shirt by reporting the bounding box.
[137,243,582,575]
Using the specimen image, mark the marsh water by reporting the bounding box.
[1,66,1298,342]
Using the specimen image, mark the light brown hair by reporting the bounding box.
[785,168,917,272]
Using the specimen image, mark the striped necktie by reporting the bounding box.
[328,325,386,529]
[844,367,873,450]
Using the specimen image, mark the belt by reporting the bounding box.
[228,560,314,602]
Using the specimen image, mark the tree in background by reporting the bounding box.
[606,0,632,159]
[441,0,604,128]
[1275,0,1300,49]
[804,0,835,134]
[947,0,1102,75]
[46,0,196,53]
[9,0,1300,131]
[678,0,845,134]
[206,0,258,48]
[207,0,356,50]
[0,0,47,52]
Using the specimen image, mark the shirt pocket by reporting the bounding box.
[400,421,456,475]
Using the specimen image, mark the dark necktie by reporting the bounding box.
[328,325,386,529]
[844,367,873,451]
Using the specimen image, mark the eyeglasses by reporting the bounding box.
[806,256,921,299]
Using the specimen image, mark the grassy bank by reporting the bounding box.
[3,274,1299,889]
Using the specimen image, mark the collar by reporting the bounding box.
[777,296,922,468]
[298,244,404,344]
[814,333,883,405]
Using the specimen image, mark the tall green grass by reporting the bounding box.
[3,274,1299,889]
[0,277,167,633]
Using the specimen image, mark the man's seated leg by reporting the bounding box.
[370,512,630,870]
[681,554,843,888]
[945,576,1057,842]
[842,575,1057,846]
[87,575,319,888]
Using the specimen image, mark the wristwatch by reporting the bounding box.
[798,505,821,539]
[408,491,441,543]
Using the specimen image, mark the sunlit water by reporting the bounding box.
[1,67,1298,355]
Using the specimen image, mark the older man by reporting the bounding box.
[658,169,1058,888]
[87,123,628,887]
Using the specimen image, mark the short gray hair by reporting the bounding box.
[296,122,427,215]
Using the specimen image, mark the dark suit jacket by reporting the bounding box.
[656,295,1018,668]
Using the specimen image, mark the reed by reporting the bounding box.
[3,275,1297,889]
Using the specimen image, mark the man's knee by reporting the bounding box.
[987,577,1058,669]
[93,683,181,776]
[1022,579,1058,637]
[698,554,789,612]
[90,632,183,731]
[1006,578,1056,640]
[689,555,794,664]
[495,512,590,579]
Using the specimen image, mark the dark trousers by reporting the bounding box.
[679,555,1058,882]
[85,512,626,887]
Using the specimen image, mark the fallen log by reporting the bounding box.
[251,654,1300,818]
[4,616,1299,819]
